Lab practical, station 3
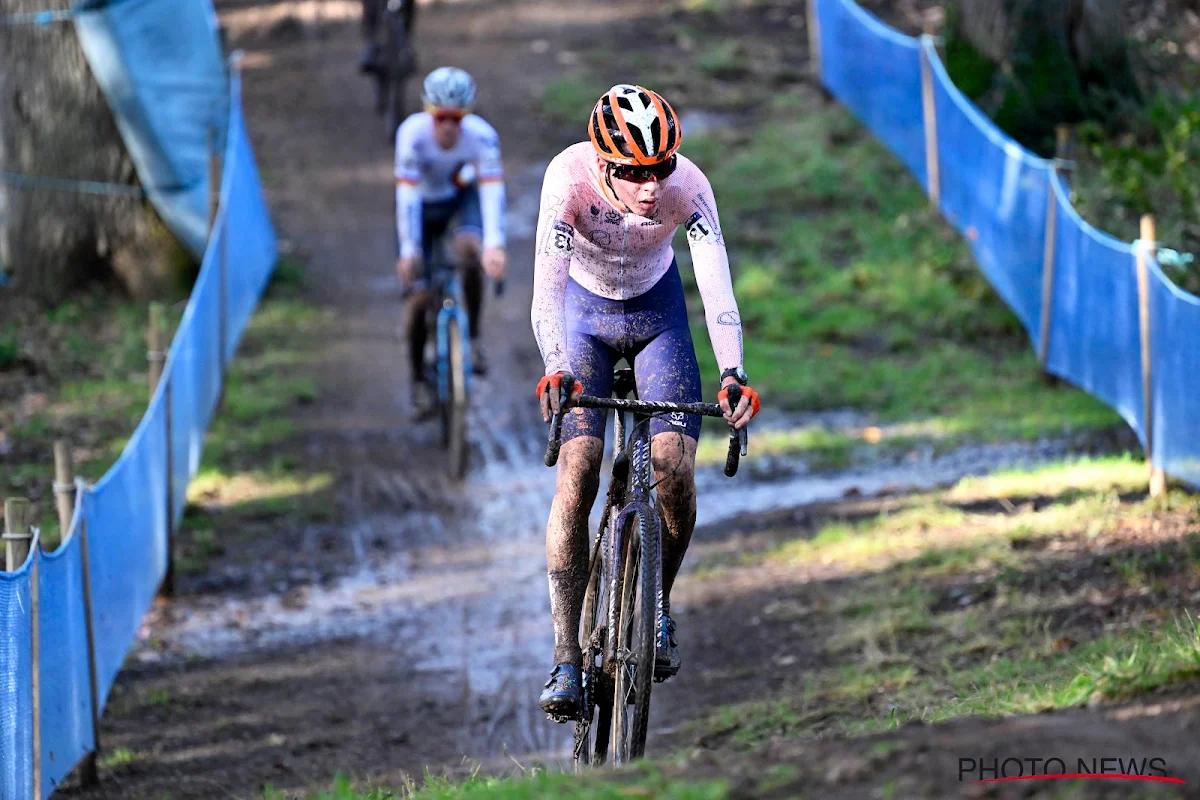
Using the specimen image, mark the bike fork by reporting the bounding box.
[434,301,472,401]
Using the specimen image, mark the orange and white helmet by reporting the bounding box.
[589,85,682,166]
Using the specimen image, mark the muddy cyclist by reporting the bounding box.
[395,67,508,415]
[531,84,761,719]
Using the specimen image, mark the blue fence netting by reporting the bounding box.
[74,0,230,260]
[813,0,1200,489]
[1045,174,1145,444]
[0,58,276,800]
[814,0,927,189]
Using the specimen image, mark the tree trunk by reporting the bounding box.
[955,0,1141,150]
[0,0,189,306]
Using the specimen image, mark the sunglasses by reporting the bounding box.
[610,156,677,183]
[430,108,466,124]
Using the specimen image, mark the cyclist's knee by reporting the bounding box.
[453,232,482,264]
[556,437,603,499]
[651,434,697,480]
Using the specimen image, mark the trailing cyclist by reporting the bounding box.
[358,0,416,76]
[395,67,508,416]
[531,84,760,719]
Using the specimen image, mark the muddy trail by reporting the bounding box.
[53,1,1200,799]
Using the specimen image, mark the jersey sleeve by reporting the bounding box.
[676,161,744,375]
[394,117,423,258]
[469,117,506,250]
[530,154,577,376]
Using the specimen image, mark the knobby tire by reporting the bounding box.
[612,507,659,763]
[445,315,468,480]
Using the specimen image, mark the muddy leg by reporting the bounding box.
[454,233,484,342]
[405,289,430,381]
[546,436,604,666]
[651,432,698,616]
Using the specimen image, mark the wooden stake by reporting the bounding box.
[4,497,32,571]
[1037,127,1072,377]
[161,375,175,598]
[53,440,75,543]
[806,0,822,83]
[1136,215,1166,497]
[208,127,222,237]
[148,302,166,402]
[919,35,941,208]
[4,497,39,797]
[77,517,100,786]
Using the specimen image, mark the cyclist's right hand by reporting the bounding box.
[397,255,423,285]
[536,372,583,422]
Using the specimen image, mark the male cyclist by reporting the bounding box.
[358,0,416,76]
[395,67,508,415]
[531,85,760,719]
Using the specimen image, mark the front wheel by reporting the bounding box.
[444,314,468,480]
[612,507,660,763]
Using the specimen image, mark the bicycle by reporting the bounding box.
[372,0,417,144]
[543,368,748,766]
[404,228,502,480]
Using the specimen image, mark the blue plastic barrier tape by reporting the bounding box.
[0,61,275,799]
[0,170,145,198]
[0,9,74,26]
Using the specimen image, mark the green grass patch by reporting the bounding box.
[537,75,606,126]
[677,93,1122,447]
[264,768,728,800]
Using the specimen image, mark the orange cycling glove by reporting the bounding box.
[717,384,761,418]
[535,372,584,402]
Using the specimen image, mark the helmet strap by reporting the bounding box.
[603,164,634,215]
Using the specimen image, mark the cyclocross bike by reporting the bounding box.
[544,368,748,765]
[373,0,416,144]
[406,228,502,481]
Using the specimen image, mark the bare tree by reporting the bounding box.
[0,0,187,306]
[956,0,1141,148]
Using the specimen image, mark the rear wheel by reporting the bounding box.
[445,314,468,480]
[612,508,660,763]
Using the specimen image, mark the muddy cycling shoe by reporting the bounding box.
[539,663,582,722]
[410,381,436,421]
[654,615,681,682]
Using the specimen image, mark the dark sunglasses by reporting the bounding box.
[610,156,677,183]
[430,109,466,124]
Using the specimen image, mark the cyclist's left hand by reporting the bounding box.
[482,247,507,281]
[719,377,760,430]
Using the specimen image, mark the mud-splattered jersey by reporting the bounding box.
[531,142,743,377]
[394,112,505,257]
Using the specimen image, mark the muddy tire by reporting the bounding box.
[612,508,659,763]
[445,315,468,480]
[575,505,620,769]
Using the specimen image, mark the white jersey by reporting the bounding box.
[531,142,743,376]
[394,112,506,257]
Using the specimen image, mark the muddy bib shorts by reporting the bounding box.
[561,259,704,444]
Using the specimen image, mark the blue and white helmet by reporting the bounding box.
[422,67,477,111]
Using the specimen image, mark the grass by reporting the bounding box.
[675,94,1121,451]
[679,455,1200,750]
[263,770,728,800]
[1,253,332,557]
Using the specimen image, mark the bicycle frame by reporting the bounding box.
[603,377,657,668]
[424,236,472,402]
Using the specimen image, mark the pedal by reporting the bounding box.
[546,710,579,724]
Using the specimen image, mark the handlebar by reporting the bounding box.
[542,373,748,477]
